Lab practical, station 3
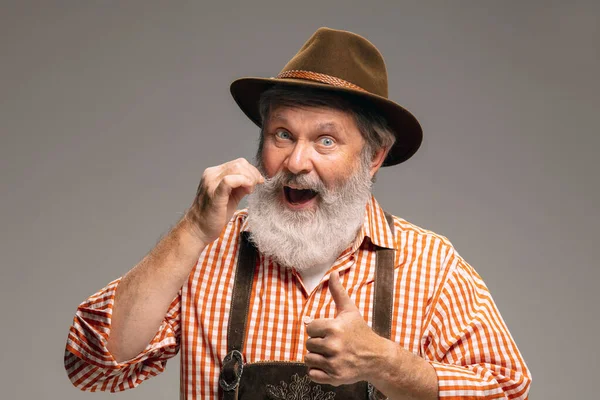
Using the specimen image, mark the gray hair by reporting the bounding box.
[256,85,396,164]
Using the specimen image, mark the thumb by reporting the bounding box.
[328,271,359,315]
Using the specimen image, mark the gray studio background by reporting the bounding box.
[1,1,598,399]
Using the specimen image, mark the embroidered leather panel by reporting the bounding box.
[266,374,335,400]
[234,362,370,400]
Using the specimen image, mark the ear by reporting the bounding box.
[369,147,388,178]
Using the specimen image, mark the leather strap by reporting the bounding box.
[372,212,396,340]
[220,232,256,400]
[227,231,257,353]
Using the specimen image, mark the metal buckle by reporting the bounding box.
[219,350,244,391]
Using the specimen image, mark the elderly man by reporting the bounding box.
[64,28,531,399]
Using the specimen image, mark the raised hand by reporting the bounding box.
[304,271,390,387]
[183,158,264,246]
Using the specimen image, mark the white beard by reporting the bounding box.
[246,158,373,272]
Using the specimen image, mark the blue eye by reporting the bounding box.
[320,137,335,146]
[275,130,291,140]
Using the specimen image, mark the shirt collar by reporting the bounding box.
[239,194,395,250]
[239,210,250,232]
[353,194,395,250]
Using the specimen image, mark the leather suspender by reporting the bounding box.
[219,232,257,397]
[372,212,396,339]
[226,231,257,354]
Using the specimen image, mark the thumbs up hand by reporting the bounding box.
[304,271,391,387]
[328,269,360,315]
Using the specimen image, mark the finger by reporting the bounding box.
[214,174,255,199]
[306,318,334,338]
[328,271,358,314]
[196,166,219,197]
[307,368,335,386]
[305,337,336,356]
[224,158,265,184]
[304,352,330,372]
[243,159,265,184]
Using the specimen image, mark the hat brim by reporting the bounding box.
[230,77,422,166]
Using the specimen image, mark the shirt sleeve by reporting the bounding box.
[422,251,532,399]
[64,278,181,392]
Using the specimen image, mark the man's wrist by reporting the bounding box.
[366,338,439,400]
[174,215,208,254]
[365,337,402,386]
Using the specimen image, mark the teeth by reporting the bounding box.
[286,185,314,191]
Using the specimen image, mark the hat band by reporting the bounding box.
[276,70,367,93]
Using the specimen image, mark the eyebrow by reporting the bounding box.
[268,114,342,133]
[315,122,340,132]
[268,113,289,124]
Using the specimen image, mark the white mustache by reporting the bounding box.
[263,171,327,194]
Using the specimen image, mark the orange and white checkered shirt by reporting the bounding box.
[64,195,531,398]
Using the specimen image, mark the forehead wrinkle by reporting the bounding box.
[264,112,288,128]
[266,108,351,138]
[315,121,341,133]
[269,112,288,122]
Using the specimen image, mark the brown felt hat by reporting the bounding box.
[230,27,423,166]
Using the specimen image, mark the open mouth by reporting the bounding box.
[283,186,318,205]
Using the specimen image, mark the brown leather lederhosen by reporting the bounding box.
[219,213,395,400]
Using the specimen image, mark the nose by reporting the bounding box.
[284,140,313,175]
